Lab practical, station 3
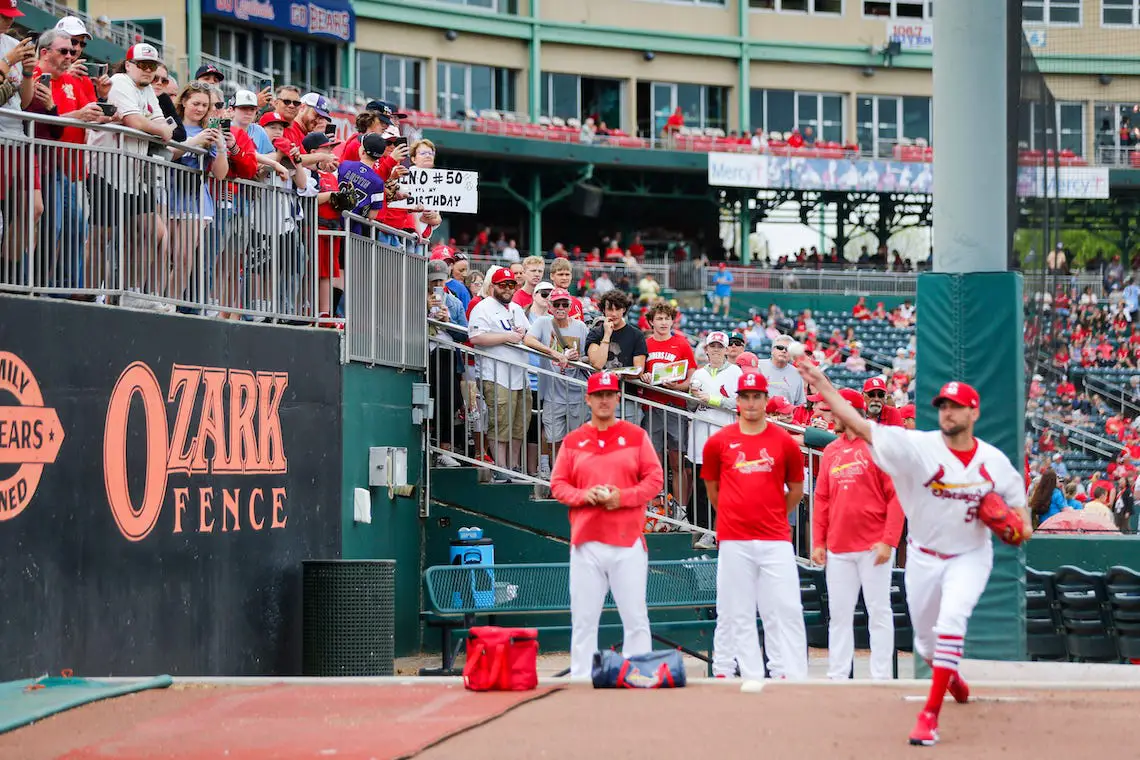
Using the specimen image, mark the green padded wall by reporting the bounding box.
[915,272,1026,664]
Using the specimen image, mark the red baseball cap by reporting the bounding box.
[766,396,793,415]
[549,288,572,302]
[737,370,768,394]
[736,351,759,369]
[0,0,24,17]
[863,376,888,393]
[260,111,290,127]
[490,268,517,286]
[587,371,621,394]
[933,381,980,409]
[839,387,865,410]
[900,403,916,420]
[430,245,455,263]
[807,393,822,403]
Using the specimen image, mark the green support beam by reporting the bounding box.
[738,0,750,133]
[186,0,202,76]
[529,0,541,123]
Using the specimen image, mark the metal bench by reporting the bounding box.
[420,559,823,676]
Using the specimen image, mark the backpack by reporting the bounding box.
[462,626,539,692]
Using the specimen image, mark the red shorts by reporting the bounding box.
[318,234,342,279]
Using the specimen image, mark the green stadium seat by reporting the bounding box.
[1026,568,1067,661]
[1054,566,1119,663]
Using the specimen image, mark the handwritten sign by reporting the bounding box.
[390,168,479,213]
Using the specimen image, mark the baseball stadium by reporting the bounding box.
[2,0,1140,756]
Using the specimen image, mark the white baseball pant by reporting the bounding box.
[825,549,895,680]
[904,541,993,662]
[712,597,785,677]
[715,539,807,681]
[569,540,651,678]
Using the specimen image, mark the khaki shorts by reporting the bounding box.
[482,381,531,442]
[542,400,590,443]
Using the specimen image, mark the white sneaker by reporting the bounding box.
[694,533,718,550]
[537,461,552,480]
[153,303,176,314]
[204,298,220,318]
[436,453,462,468]
[120,289,148,310]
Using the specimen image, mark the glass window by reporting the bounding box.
[796,93,818,134]
[1025,0,1080,24]
[470,66,494,113]
[766,90,796,134]
[542,73,579,119]
[750,0,841,10]
[360,54,422,111]
[748,89,765,133]
[857,95,910,154]
[706,86,727,131]
[902,96,930,142]
[676,83,703,128]
[359,51,381,96]
[863,0,931,19]
[820,94,844,142]
[436,0,517,12]
[436,62,513,116]
[1103,0,1137,25]
[1058,102,1084,155]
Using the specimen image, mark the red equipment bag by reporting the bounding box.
[462,626,539,691]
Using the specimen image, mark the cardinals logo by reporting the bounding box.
[830,450,870,481]
[733,448,775,474]
[923,463,993,508]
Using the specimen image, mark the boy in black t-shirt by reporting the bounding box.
[585,290,648,424]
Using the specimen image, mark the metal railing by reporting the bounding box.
[337,214,428,369]
[426,325,824,559]
[1082,374,1140,419]
[1,111,320,323]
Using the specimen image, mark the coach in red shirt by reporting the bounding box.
[812,387,903,680]
[550,371,664,679]
[703,370,808,681]
[864,376,904,426]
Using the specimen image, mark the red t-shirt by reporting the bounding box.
[641,333,696,407]
[512,289,534,309]
[317,171,339,224]
[35,69,95,180]
[871,405,905,427]
[702,422,804,542]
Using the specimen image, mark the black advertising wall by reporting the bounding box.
[0,296,342,678]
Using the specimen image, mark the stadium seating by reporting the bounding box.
[1026,566,1140,663]
[1053,565,1120,663]
[1026,567,1068,661]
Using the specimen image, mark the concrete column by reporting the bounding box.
[932,0,1009,273]
[847,90,858,145]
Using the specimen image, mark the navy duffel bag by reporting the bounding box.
[590,649,687,689]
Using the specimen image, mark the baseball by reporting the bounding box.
[787,340,806,359]
[596,486,613,500]
[741,679,765,694]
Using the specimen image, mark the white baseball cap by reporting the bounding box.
[56,16,91,38]
[126,43,163,64]
[233,89,259,108]
[535,281,554,295]
[705,331,729,347]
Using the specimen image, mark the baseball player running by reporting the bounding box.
[797,362,1030,746]
[703,370,808,682]
[812,387,904,680]
[550,371,665,679]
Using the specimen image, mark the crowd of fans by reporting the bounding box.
[1024,272,1140,533]
[0,12,448,322]
[425,250,921,544]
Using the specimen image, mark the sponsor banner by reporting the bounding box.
[390,168,480,214]
[0,296,342,677]
[887,20,934,51]
[204,0,354,42]
[1017,166,1110,200]
[708,151,934,194]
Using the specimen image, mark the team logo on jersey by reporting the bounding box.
[922,463,994,507]
[733,448,774,474]
[830,450,870,480]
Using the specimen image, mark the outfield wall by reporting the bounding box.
[0,297,343,678]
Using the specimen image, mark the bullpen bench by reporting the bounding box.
[420,559,826,677]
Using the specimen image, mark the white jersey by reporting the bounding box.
[868,423,1026,556]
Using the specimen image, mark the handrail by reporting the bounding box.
[1030,415,1123,460]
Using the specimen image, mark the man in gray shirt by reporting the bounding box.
[524,287,590,478]
[758,334,806,406]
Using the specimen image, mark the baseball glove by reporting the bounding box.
[977,491,1027,546]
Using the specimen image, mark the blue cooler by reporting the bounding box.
[450,527,495,609]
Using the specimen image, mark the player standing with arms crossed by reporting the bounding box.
[812,387,904,680]
[550,372,665,679]
[704,371,809,683]
[797,362,1030,746]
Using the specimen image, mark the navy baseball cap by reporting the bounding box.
[302,132,340,153]
[195,63,224,80]
[361,132,387,158]
[366,99,408,120]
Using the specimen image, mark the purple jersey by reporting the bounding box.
[337,160,385,233]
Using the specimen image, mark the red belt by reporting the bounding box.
[908,539,960,560]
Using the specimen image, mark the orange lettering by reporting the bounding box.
[248,487,265,530]
[173,487,189,533]
[199,487,215,533]
[271,487,287,529]
[104,362,168,541]
[256,373,289,474]
[190,368,228,473]
[223,488,240,532]
[166,365,202,475]
[220,370,258,473]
